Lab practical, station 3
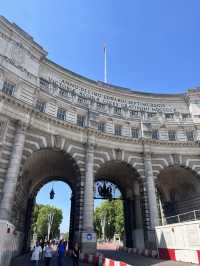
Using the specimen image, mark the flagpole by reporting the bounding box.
[104,44,107,83]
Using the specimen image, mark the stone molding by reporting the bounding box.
[1,91,199,149]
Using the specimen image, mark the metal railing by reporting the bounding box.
[161,209,200,225]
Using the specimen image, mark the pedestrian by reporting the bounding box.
[44,241,53,266]
[30,241,42,266]
[72,242,79,266]
[40,239,45,259]
[57,240,65,266]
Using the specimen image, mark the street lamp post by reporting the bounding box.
[101,215,106,242]
[47,212,54,241]
[47,186,55,241]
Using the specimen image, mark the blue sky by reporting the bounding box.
[36,181,72,233]
[36,181,121,233]
[2,0,200,93]
[2,1,200,232]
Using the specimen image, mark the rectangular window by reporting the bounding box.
[114,125,122,136]
[96,102,105,110]
[2,81,15,96]
[182,113,191,120]
[78,97,88,105]
[57,108,66,121]
[35,100,46,112]
[114,107,122,115]
[130,110,139,117]
[168,130,176,141]
[165,113,174,120]
[98,122,105,132]
[186,131,194,141]
[152,129,159,140]
[77,114,85,127]
[39,77,49,89]
[131,128,139,138]
[148,112,156,118]
[59,88,68,97]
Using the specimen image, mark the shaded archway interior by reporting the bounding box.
[95,160,144,249]
[12,149,81,250]
[157,166,200,218]
[95,160,141,196]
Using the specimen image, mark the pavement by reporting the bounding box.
[100,249,199,266]
[10,249,200,266]
[11,253,88,266]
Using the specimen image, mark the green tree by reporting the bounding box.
[94,200,124,240]
[32,204,63,240]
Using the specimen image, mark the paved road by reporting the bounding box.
[11,253,88,266]
[100,249,199,266]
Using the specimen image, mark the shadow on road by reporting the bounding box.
[99,249,199,266]
[11,253,88,266]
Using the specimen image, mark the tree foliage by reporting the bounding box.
[32,204,63,240]
[94,200,124,240]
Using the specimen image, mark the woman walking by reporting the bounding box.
[44,241,53,266]
[30,241,42,266]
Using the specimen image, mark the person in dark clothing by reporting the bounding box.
[57,240,65,266]
[72,242,79,266]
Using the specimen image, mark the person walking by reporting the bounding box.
[57,240,65,266]
[30,241,42,266]
[44,241,53,266]
[72,242,79,266]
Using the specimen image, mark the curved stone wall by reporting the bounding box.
[1,15,200,262]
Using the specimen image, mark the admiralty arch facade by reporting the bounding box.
[1,16,200,261]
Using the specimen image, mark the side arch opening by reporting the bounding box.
[156,165,200,224]
[12,149,82,252]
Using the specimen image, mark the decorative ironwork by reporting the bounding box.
[49,187,55,200]
[95,180,121,201]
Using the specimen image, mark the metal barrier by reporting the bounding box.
[161,209,200,225]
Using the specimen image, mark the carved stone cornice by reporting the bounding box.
[0,92,199,149]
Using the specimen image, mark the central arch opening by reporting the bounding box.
[30,180,72,246]
[94,160,144,250]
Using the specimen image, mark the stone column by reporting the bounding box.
[124,198,134,248]
[81,140,96,253]
[143,149,159,229]
[0,121,26,221]
[133,195,145,249]
[68,194,75,250]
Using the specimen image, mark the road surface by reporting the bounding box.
[11,253,88,266]
[100,249,199,266]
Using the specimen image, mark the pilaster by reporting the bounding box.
[81,136,96,253]
[0,120,27,221]
[143,145,159,230]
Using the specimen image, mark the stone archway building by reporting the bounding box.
[1,16,200,263]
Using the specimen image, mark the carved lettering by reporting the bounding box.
[41,76,176,113]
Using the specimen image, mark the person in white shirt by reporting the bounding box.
[44,241,53,266]
[31,241,42,266]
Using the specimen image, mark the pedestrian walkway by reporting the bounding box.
[100,249,199,266]
[11,253,88,266]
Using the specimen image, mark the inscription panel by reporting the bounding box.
[40,76,177,114]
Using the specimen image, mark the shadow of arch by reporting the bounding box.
[156,165,200,222]
[95,160,141,191]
